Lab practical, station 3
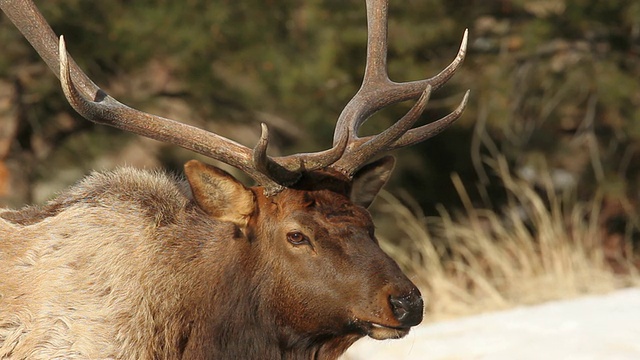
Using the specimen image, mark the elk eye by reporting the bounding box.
[286,231,309,246]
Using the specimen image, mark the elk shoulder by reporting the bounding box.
[0,168,239,359]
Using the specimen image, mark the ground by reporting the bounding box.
[345,288,640,360]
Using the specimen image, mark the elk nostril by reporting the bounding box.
[389,292,424,327]
[389,297,409,321]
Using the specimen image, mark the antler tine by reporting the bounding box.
[252,124,287,195]
[0,0,98,100]
[400,29,468,103]
[332,86,432,176]
[385,89,470,149]
[339,89,470,161]
[330,0,468,177]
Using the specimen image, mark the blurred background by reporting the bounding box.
[1,0,639,318]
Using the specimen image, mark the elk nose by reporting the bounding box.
[389,291,424,327]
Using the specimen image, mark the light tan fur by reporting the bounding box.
[0,168,233,359]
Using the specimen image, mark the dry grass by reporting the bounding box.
[374,156,639,321]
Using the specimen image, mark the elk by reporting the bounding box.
[0,0,468,359]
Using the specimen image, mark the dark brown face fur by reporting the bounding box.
[184,159,423,358]
[249,185,423,343]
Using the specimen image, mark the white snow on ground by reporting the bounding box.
[344,288,640,360]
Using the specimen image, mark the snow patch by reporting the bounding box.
[345,288,640,359]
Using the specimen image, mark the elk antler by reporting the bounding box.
[0,0,468,195]
[329,0,469,177]
[0,0,347,195]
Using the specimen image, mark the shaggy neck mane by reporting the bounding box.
[184,239,363,360]
[191,252,363,360]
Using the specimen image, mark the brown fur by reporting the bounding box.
[0,160,421,359]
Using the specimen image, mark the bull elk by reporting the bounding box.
[0,0,468,359]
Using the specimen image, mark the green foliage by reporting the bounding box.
[1,0,639,215]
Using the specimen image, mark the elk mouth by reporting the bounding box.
[363,321,411,340]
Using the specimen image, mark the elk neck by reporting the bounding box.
[172,192,363,360]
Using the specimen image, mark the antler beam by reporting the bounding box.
[0,0,349,195]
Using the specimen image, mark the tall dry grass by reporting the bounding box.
[374,156,639,321]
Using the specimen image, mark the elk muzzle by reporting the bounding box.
[363,286,424,340]
[389,289,423,328]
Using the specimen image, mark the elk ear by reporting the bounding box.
[350,156,395,208]
[184,160,255,227]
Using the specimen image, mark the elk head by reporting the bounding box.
[1,0,468,352]
[184,157,424,348]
